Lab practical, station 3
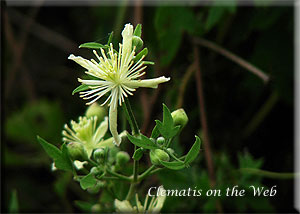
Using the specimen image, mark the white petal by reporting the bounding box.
[109,106,121,146]
[125,76,170,89]
[93,116,108,143]
[68,54,102,73]
[114,199,134,212]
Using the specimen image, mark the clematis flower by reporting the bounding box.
[62,116,126,158]
[68,23,170,146]
[114,185,166,213]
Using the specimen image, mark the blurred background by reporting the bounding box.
[2,0,297,213]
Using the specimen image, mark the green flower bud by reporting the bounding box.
[150,149,170,166]
[67,142,88,161]
[116,151,130,166]
[85,103,106,121]
[93,148,105,163]
[132,36,143,51]
[167,148,175,154]
[156,137,165,145]
[90,167,101,175]
[171,108,188,128]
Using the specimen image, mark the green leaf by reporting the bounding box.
[60,143,74,171]
[74,200,93,212]
[162,104,173,127]
[80,173,97,190]
[37,136,62,160]
[127,134,159,150]
[79,42,106,49]
[72,84,90,95]
[8,189,18,213]
[107,31,114,45]
[134,24,142,37]
[160,160,186,170]
[132,148,143,161]
[134,48,148,63]
[205,7,226,32]
[184,136,201,164]
[155,120,180,139]
[151,125,160,139]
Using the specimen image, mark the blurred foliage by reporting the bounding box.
[3,3,295,213]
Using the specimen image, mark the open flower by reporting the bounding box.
[62,116,117,158]
[114,185,166,213]
[68,23,170,146]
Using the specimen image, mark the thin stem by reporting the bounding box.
[106,169,132,182]
[165,149,184,163]
[138,165,156,181]
[122,97,140,136]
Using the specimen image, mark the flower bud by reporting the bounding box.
[150,149,170,165]
[93,148,105,163]
[67,142,88,161]
[132,36,143,51]
[85,103,106,121]
[156,137,165,145]
[171,108,188,128]
[116,151,130,166]
[167,148,175,154]
[90,167,101,175]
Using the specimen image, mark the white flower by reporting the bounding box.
[114,186,166,213]
[68,23,170,146]
[62,116,110,158]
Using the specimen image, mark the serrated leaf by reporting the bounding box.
[134,48,148,63]
[80,173,97,190]
[151,125,160,139]
[127,134,159,150]
[160,160,186,170]
[132,148,143,161]
[107,32,114,45]
[79,42,106,49]
[184,136,201,164]
[37,136,62,160]
[134,24,142,37]
[72,84,89,95]
[156,120,180,139]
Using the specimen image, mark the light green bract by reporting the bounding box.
[68,23,170,146]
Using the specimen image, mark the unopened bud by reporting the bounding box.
[85,103,106,121]
[150,149,170,166]
[156,137,165,145]
[93,148,105,163]
[67,142,88,161]
[116,151,130,166]
[171,108,188,128]
[132,36,143,51]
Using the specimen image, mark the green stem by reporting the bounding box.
[106,169,132,182]
[122,97,140,200]
[138,165,156,181]
[122,97,140,136]
[164,148,184,163]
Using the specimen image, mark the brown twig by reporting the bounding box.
[194,37,270,83]
[4,8,40,98]
[176,62,196,109]
[194,46,224,213]
[7,8,78,53]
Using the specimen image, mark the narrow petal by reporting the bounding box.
[93,116,108,143]
[125,76,170,89]
[109,106,121,146]
[68,54,102,73]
